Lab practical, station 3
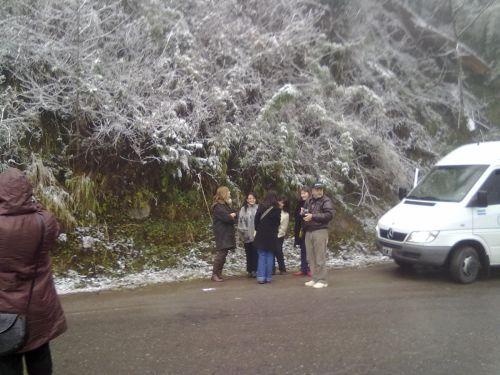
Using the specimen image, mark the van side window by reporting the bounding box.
[480,170,500,206]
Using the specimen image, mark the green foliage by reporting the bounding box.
[65,174,101,223]
[26,155,77,229]
[320,0,350,10]
[163,187,207,221]
[52,216,212,277]
[133,191,153,209]
[258,84,300,122]
[487,100,500,127]
[46,167,215,275]
[2,0,498,280]
[329,205,367,246]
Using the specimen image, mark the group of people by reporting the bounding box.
[0,166,335,375]
[210,182,335,288]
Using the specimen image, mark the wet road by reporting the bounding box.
[52,264,500,374]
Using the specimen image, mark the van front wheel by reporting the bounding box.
[450,246,480,284]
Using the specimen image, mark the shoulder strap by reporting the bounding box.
[260,207,273,220]
[25,213,46,315]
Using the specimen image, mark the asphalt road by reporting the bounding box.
[52,264,500,375]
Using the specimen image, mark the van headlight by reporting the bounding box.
[406,231,439,243]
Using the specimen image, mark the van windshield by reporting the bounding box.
[406,165,488,202]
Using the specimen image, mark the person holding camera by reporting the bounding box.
[302,182,335,289]
[0,168,67,375]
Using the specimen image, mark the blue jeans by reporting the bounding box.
[257,249,274,282]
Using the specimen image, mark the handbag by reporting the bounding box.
[0,214,45,357]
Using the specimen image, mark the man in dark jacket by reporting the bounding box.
[302,182,335,288]
[0,168,67,375]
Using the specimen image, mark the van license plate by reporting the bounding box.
[381,247,392,256]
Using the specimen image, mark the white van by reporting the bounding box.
[376,141,500,283]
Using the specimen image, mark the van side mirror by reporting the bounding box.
[476,190,488,208]
[398,187,407,200]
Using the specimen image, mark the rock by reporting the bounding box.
[128,203,151,219]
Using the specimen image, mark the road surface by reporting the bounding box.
[52,264,500,374]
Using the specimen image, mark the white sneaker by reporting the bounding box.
[305,280,316,287]
[313,282,328,289]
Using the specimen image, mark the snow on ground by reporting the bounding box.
[55,239,390,295]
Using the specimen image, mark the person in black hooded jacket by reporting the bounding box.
[253,191,281,284]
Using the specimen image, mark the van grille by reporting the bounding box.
[379,229,407,242]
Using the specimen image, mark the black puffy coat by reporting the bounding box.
[253,206,281,252]
[212,203,236,251]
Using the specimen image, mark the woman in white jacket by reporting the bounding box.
[238,193,259,277]
[274,197,290,274]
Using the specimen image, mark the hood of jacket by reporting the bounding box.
[0,168,37,215]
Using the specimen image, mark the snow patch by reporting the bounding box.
[55,238,389,295]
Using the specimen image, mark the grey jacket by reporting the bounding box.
[238,204,258,243]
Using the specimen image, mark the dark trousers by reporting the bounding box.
[0,343,52,375]
[244,242,258,273]
[212,248,230,276]
[299,238,309,273]
[273,237,286,272]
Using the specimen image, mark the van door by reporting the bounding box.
[472,169,500,264]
